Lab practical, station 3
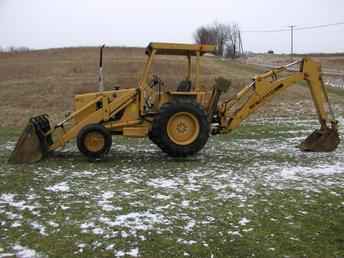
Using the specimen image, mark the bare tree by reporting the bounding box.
[225,23,241,58]
[213,22,231,57]
[194,22,242,58]
[8,46,30,53]
[193,26,217,45]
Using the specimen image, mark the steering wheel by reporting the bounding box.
[149,75,164,88]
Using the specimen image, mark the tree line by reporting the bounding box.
[193,22,242,58]
[0,46,30,53]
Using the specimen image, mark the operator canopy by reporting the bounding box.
[146,42,217,56]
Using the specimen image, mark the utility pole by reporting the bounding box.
[238,31,244,56]
[289,25,295,60]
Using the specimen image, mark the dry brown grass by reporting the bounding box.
[0,47,343,128]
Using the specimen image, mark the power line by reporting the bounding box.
[242,28,289,33]
[242,21,344,33]
[296,22,344,31]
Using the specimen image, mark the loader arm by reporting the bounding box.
[218,58,340,152]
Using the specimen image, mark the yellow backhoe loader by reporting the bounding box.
[9,42,340,163]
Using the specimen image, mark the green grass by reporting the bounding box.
[0,119,343,258]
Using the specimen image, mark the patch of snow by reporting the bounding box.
[181,200,190,207]
[77,243,86,253]
[12,245,38,258]
[120,191,131,197]
[78,243,86,248]
[280,163,344,179]
[92,228,104,235]
[5,211,22,220]
[153,193,170,200]
[280,169,298,180]
[177,239,197,245]
[0,253,15,258]
[147,178,179,189]
[46,182,70,192]
[80,222,95,229]
[238,217,250,226]
[185,220,196,232]
[0,194,36,211]
[0,193,15,203]
[102,191,114,199]
[101,211,168,231]
[31,221,47,236]
[121,231,129,238]
[47,221,59,228]
[101,204,117,212]
[11,221,21,228]
[127,247,139,257]
[290,237,300,241]
[82,171,97,176]
[98,191,121,212]
[115,250,125,257]
[60,205,69,210]
[106,244,115,251]
[228,231,241,236]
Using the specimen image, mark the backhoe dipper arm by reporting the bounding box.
[218,58,340,152]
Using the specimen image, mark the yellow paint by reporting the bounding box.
[167,112,200,145]
[123,127,149,137]
[219,58,337,132]
[84,131,105,152]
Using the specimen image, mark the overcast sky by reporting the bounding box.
[1,0,343,53]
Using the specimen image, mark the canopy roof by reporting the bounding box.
[146,42,216,56]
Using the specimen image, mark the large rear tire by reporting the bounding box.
[150,99,210,157]
[77,124,112,160]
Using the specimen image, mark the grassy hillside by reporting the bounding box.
[0,47,343,128]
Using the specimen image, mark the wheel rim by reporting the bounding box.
[167,112,200,145]
[84,132,105,152]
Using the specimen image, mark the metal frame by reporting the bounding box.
[219,58,337,132]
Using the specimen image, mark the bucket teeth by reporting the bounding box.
[299,128,340,152]
[8,115,52,164]
[30,114,53,146]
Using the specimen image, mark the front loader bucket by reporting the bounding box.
[8,115,52,164]
[299,127,340,152]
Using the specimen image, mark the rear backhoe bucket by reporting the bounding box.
[8,115,52,164]
[299,127,340,152]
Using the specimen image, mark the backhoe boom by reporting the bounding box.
[218,58,340,152]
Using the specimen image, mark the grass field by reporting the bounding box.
[0,117,344,258]
[0,48,344,257]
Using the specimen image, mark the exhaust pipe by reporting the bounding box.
[98,44,105,92]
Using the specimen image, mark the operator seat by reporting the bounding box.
[176,80,192,92]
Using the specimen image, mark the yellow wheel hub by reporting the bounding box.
[167,112,200,145]
[84,132,105,152]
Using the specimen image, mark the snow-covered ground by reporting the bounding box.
[0,117,343,257]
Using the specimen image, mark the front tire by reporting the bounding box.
[150,99,210,157]
[77,124,112,160]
